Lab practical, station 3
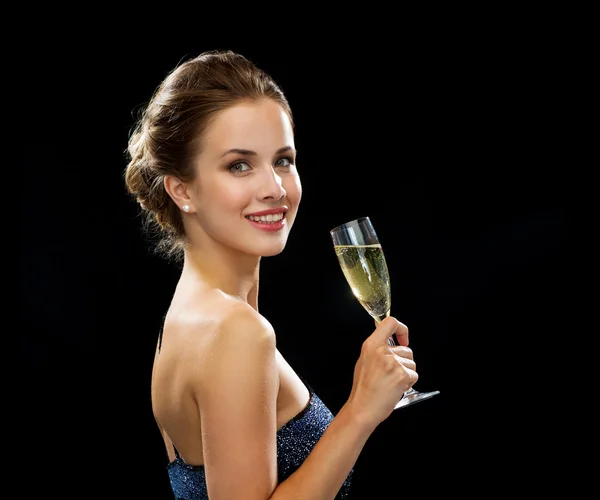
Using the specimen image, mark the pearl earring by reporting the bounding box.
[182,204,190,212]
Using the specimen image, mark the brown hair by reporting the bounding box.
[124,49,293,262]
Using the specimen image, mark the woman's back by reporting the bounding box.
[151,287,228,466]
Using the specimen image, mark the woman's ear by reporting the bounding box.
[164,175,195,213]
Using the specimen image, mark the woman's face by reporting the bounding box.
[189,98,302,257]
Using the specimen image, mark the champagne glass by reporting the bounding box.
[330,216,440,409]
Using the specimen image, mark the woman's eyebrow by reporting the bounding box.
[220,146,295,158]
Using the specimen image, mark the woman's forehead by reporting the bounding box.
[201,100,294,154]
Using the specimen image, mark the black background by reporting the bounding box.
[19,18,571,499]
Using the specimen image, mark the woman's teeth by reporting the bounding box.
[246,213,284,223]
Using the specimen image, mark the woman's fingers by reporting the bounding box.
[388,345,414,360]
[369,316,409,347]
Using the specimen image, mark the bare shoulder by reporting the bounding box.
[161,290,276,381]
[218,299,276,346]
[205,297,277,377]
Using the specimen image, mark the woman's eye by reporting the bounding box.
[229,161,250,173]
[275,157,293,168]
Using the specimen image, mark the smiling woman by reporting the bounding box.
[169,97,302,258]
[123,49,420,500]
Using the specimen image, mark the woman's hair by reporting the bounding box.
[124,49,293,262]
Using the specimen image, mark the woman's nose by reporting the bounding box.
[259,167,286,201]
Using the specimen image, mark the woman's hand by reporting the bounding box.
[346,316,418,428]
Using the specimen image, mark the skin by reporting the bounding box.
[153,97,419,499]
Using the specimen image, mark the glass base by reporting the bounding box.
[394,388,440,410]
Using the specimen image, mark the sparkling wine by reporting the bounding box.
[334,244,391,322]
[331,217,440,409]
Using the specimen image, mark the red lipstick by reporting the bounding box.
[245,207,288,232]
[246,207,288,217]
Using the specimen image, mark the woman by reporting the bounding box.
[124,49,418,499]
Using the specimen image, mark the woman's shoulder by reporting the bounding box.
[165,288,275,350]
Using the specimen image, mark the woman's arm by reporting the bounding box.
[197,306,411,500]
[196,303,280,499]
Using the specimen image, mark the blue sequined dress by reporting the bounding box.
[166,381,353,499]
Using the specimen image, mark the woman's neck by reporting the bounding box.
[181,245,260,309]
